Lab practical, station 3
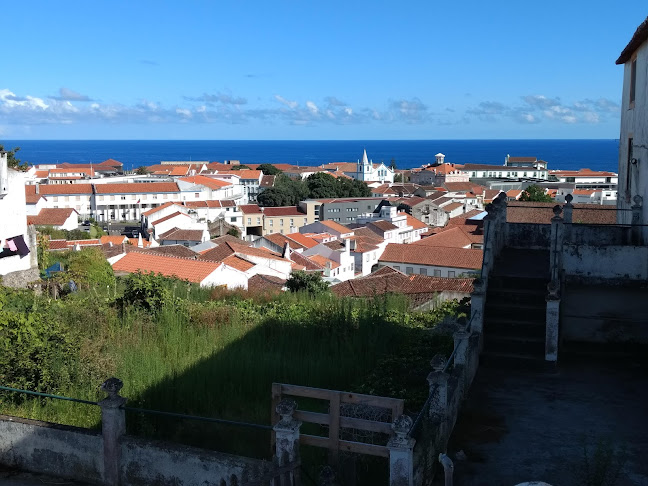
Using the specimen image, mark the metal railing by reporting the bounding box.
[0,385,272,431]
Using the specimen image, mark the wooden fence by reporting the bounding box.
[271,383,404,463]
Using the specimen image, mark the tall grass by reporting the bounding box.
[0,284,455,470]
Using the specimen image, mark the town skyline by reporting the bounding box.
[2,1,646,140]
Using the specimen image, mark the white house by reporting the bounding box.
[37,183,94,218]
[320,150,395,183]
[617,16,648,228]
[0,151,35,278]
[27,208,79,231]
[94,182,182,221]
[177,175,240,201]
[299,220,354,239]
[356,205,421,244]
[303,238,356,282]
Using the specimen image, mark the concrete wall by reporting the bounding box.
[617,35,648,226]
[563,244,648,280]
[567,224,632,246]
[0,415,104,484]
[120,435,264,486]
[561,285,648,344]
[506,222,551,249]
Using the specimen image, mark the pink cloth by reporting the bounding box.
[7,239,17,251]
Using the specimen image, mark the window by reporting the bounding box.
[256,217,261,224]
[230,217,236,222]
[434,269,441,277]
[269,220,273,227]
[304,218,307,224]
[448,271,456,278]
[247,218,251,224]
[280,219,284,226]
[630,58,637,106]
[121,196,126,200]
[195,193,200,198]
[406,266,413,274]
[76,196,81,201]
[419,268,427,276]
[290,219,294,225]
[393,265,400,271]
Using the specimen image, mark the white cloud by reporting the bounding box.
[306,100,319,115]
[274,95,298,109]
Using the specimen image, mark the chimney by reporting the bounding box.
[282,241,291,258]
[35,184,39,194]
[344,238,350,252]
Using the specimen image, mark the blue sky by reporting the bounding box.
[1,1,646,140]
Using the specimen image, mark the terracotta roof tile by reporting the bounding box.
[318,220,352,234]
[332,271,474,298]
[215,169,262,180]
[141,245,197,258]
[240,204,263,214]
[288,251,324,271]
[369,220,398,232]
[412,227,474,249]
[158,228,205,242]
[37,184,93,195]
[308,254,340,269]
[507,202,617,225]
[285,232,319,249]
[248,274,286,293]
[112,252,219,283]
[265,233,306,251]
[95,182,179,194]
[141,201,180,216]
[262,206,306,217]
[25,185,44,204]
[380,244,483,270]
[442,202,464,212]
[404,214,428,231]
[28,208,77,226]
[221,255,255,272]
[179,175,232,189]
[100,235,129,245]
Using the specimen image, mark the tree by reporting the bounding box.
[257,187,295,207]
[285,271,330,295]
[64,248,116,289]
[258,164,282,176]
[0,144,29,171]
[306,172,339,198]
[519,184,553,202]
[394,174,404,183]
[226,227,240,238]
[135,166,150,175]
[390,158,397,171]
[230,164,251,170]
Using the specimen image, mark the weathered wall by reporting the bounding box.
[562,244,648,280]
[506,223,551,249]
[566,224,632,246]
[0,415,103,483]
[120,436,264,486]
[561,284,648,344]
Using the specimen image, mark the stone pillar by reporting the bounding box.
[545,282,560,363]
[495,192,508,255]
[273,399,301,464]
[631,195,643,245]
[562,194,573,224]
[453,329,470,367]
[427,355,448,421]
[387,415,415,486]
[550,206,564,283]
[470,278,485,336]
[99,378,127,486]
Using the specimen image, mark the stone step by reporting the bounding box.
[485,317,546,338]
[488,275,549,292]
[487,288,546,307]
[485,301,546,321]
[484,334,546,356]
[480,351,554,372]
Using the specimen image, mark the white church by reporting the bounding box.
[354,150,394,183]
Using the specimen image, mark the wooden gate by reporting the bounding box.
[271,383,404,462]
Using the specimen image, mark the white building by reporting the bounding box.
[94,182,181,221]
[0,151,35,277]
[320,150,394,184]
[616,16,648,227]
[356,205,421,244]
[463,163,549,180]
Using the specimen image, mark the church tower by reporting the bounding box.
[357,149,372,181]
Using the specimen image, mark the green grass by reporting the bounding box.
[0,283,458,482]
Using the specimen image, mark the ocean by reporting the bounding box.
[2,139,620,173]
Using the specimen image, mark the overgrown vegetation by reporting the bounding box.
[577,437,627,486]
[0,143,29,170]
[258,172,371,206]
[0,269,461,472]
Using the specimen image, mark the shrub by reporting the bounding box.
[285,271,330,295]
[117,272,174,313]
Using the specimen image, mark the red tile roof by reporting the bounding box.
[413,227,474,249]
[263,206,306,217]
[200,240,286,262]
[141,201,182,216]
[369,220,398,232]
[240,204,263,214]
[442,202,464,212]
[289,251,324,271]
[95,182,179,194]
[443,182,486,194]
[507,202,617,225]
[380,244,483,270]
[100,235,129,245]
[404,214,428,231]
[25,185,45,204]
[247,274,286,293]
[112,252,219,283]
[285,232,319,249]
[158,228,205,242]
[265,233,307,251]
[332,270,474,298]
[215,169,262,180]
[221,255,256,272]
[550,168,618,178]
[308,254,340,269]
[37,184,93,195]
[27,208,77,226]
[179,175,232,189]
[315,220,351,234]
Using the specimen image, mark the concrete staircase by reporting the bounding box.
[482,248,550,370]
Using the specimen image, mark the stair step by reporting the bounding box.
[484,335,546,355]
[485,318,546,338]
[488,275,549,291]
[480,351,553,372]
[485,302,546,321]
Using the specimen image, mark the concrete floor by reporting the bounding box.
[0,469,91,486]
[444,359,648,486]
